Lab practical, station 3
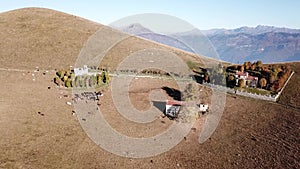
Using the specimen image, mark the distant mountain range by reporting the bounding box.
[202,25,300,36]
[117,24,300,63]
[118,23,196,54]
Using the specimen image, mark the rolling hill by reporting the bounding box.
[0,8,101,70]
[0,8,299,169]
[0,8,218,70]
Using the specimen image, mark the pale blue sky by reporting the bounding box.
[0,0,299,30]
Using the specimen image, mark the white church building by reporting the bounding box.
[74,65,89,76]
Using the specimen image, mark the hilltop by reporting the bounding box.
[0,8,101,70]
[0,8,299,169]
[0,8,218,70]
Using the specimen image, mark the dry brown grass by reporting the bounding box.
[0,8,101,70]
[277,62,300,109]
[0,8,299,169]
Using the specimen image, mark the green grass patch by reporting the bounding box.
[186,61,200,70]
[234,87,271,95]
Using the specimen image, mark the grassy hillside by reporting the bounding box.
[0,8,218,71]
[0,8,101,69]
[277,62,300,108]
[0,8,299,169]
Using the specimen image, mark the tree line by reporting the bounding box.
[226,61,292,92]
[54,69,110,88]
[195,61,292,93]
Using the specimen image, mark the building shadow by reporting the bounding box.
[152,101,166,113]
[161,86,182,101]
[193,74,204,84]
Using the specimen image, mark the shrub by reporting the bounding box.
[74,76,81,87]
[54,77,62,86]
[89,75,96,87]
[56,70,65,79]
[238,79,245,88]
[63,75,68,82]
[186,61,199,70]
[96,74,103,85]
[256,60,263,68]
[65,79,71,88]
[259,78,267,88]
[227,75,236,88]
[102,71,110,84]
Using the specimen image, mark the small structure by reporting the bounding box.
[74,65,104,77]
[74,91,103,101]
[235,71,258,87]
[165,100,183,118]
[95,91,103,99]
[74,65,89,76]
[198,104,209,114]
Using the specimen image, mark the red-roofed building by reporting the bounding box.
[165,100,182,118]
[165,100,209,118]
[235,71,258,87]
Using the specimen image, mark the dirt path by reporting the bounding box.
[0,67,31,72]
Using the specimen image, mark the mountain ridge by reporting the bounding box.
[118,23,300,63]
[201,25,300,36]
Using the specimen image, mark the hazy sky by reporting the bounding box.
[0,0,299,30]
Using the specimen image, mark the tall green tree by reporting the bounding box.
[250,63,256,71]
[56,70,65,79]
[269,72,277,84]
[65,79,72,88]
[96,74,103,85]
[227,75,236,88]
[70,73,75,80]
[102,71,110,84]
[63,75,68,82]
[89,75,96,87]
[243,62,251,70]
[79,77,84,87]
[239,65,245,72]
[74,76,81,87]
[65,70,71,77]
[84,76,90,87]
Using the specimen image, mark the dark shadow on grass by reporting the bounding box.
[193,75,204,84]
[161,86,182,101]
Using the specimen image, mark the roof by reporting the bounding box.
[165,105,181,118]
[236,71,248,76]
[165,100,183,118]
[246,76,258,81]
[199,104,209,112]
[166,100,184,106]
[236,71,258,81]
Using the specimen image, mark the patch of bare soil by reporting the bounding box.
[128,77,179,111]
